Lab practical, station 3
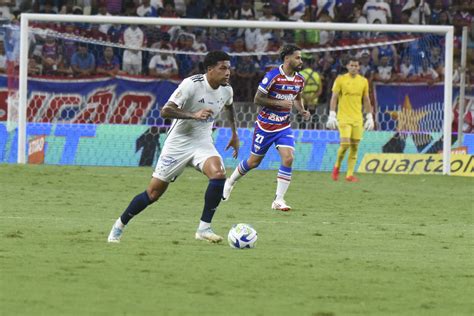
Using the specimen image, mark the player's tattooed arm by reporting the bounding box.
[225,103,239,158]
[254,90,293,111]
[160,101,213,121]
[293,92,310,120]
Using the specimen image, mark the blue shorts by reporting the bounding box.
[251,124,294,156]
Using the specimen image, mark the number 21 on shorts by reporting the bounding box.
[253,133,264,152]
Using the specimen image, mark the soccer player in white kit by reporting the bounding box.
[108,51,239,243]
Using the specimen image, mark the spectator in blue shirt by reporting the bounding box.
[71,43,95,77]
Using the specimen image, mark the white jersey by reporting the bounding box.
[362,0,391,24]
[148,55,178,74]
[153,74,233,182]
[166,74,233,146]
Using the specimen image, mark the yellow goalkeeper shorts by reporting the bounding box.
[338,122,363,140]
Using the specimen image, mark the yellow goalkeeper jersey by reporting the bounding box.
[332,73,369,124]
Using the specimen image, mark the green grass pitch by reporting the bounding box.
[0,164,473,315]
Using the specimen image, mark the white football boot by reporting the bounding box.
[107,221,124,243]
[222,179,235,201]
[271,200,292,212]
[195,227,223,243]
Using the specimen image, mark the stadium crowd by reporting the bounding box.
[0,0,472,113]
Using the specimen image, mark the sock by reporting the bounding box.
[200,179,226,224]
[335,143,350,168]
[347,143,359,177]
[229,160,252,184]
[115,218,125,229]
[276,165,292,201]
[198,220,211,230]
[119,191,152,225]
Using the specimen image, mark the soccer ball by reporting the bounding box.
[227,223,258,249]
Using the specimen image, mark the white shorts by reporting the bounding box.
[152,142,223,182]
[123,50,142,65]
[122,50,142,74]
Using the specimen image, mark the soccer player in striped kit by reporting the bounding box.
[223,44,310,211]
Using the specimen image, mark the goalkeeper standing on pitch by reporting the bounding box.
[326,57,374,182]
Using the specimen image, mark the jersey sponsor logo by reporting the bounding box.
[267,113,290,122]
[274,93,295,100]
[262,77,269,84]
[277,85,300,91]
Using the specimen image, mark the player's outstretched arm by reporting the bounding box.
[254,90,292,111]
[160,101,214,121]
[225,103,239,158]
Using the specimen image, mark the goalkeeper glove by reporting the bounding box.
[326,111,338,129]
[364,113,374,131]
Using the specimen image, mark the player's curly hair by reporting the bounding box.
[279,44,302,61]
[346,56,360,65]
[203,51,231,71]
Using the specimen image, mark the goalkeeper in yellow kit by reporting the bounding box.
[326,57,374,182]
